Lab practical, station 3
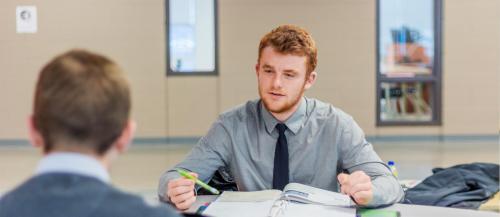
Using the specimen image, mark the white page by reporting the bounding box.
[283,183,354,207]
[283,203,355,217]
[203,200,275,217]
[217,190,282,202]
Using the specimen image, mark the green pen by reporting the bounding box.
[176,168,220,195]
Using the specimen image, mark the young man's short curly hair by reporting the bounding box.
[258,25,318,74]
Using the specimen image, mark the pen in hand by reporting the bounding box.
[176,168,220,195]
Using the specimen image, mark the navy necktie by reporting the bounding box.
[272,123,289,190]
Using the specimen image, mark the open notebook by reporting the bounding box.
[202,183,356,217]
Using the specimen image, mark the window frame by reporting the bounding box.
[165,0,219,76]
[376,0,443,126]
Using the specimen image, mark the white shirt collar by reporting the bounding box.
[35,152,110,183]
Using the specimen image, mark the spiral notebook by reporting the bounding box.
[202,183,356,217]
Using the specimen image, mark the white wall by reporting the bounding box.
[0,0,498,142]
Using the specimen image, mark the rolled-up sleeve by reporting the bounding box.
[157,118,232,202]
[338,116,404,207]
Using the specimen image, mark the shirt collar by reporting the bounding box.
[261,97,307,135]
[35,152,110,183]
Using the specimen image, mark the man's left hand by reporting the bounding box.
[337,171,373,205]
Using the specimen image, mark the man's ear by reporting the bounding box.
[304,71,317,90]
[27,115,45,150]
[114,120,136,154]
[255,63,260,77]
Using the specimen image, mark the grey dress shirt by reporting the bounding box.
[159,97,404,207]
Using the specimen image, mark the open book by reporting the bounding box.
[203,183,356,217]
[217,182,355,206]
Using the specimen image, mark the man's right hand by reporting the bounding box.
[166,172,198,210]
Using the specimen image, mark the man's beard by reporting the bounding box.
[260,86,305,114]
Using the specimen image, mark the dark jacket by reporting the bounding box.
[404,163,499,209]
[0,173,181,217]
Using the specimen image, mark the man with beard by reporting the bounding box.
[158,25,404,210]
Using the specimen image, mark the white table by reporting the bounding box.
[186,195,499,217]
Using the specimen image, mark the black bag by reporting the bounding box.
[197,167,238,195]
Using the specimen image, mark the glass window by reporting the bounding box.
[167,0,217,75]
[380,82,435,122]
[377,0,442,125]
